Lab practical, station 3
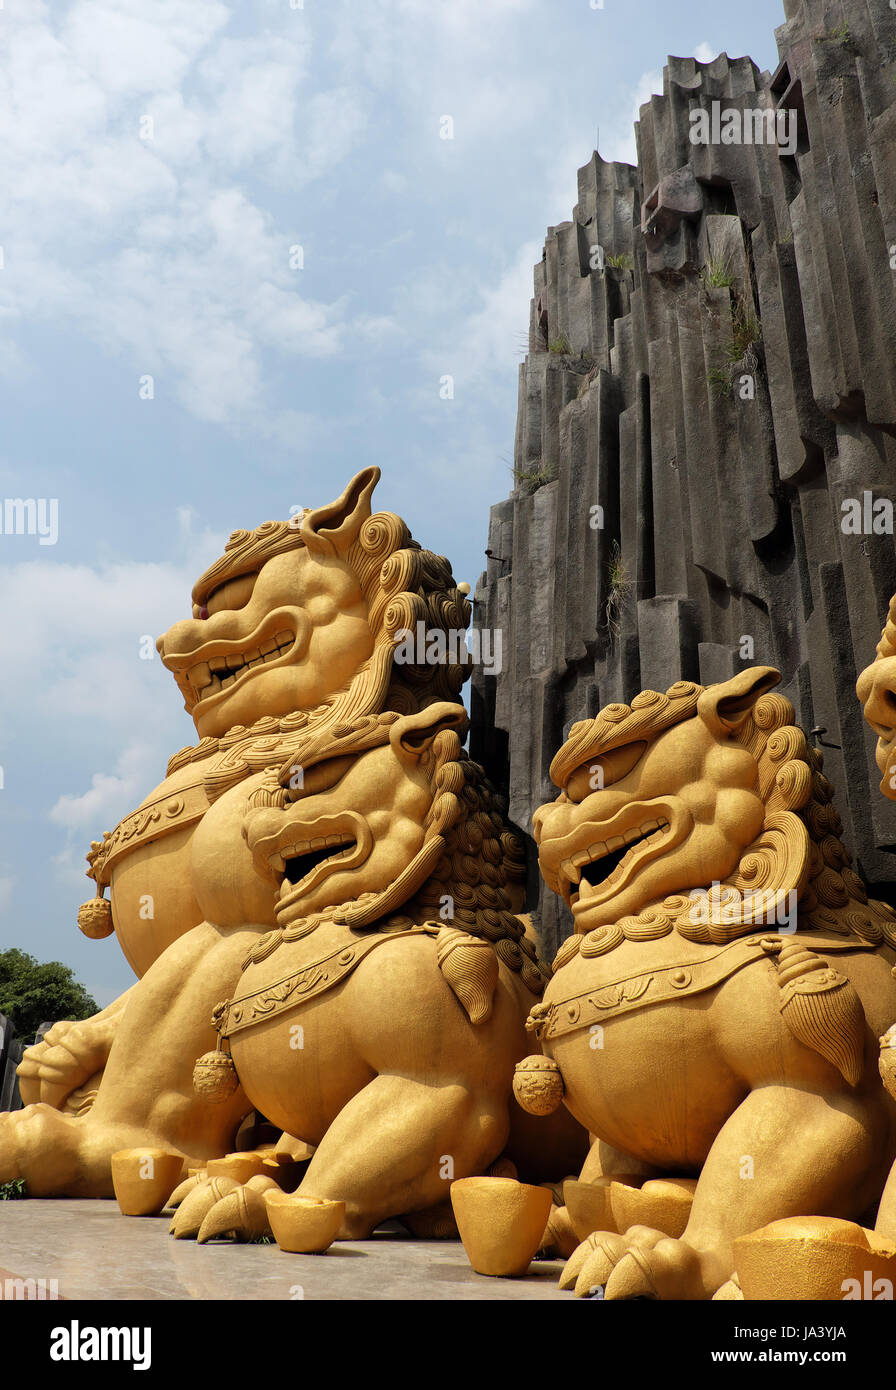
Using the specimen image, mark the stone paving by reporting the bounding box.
[0,1199,570,1301]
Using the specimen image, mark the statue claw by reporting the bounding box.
[560,1230,628,1292]
[196,1178,277,1244]
[169,1174,279,1242]
[167,1172,206,1210]
[561,1226,706,1299]
[603,1235,709,1301]
[169,1176,239,1238]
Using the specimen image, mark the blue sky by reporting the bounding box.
[0,0,786,1005]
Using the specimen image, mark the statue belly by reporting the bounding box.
[229,979,375,1145]
[110,825,203,977]
[103,764,209,978]
[548,1003,743,1171]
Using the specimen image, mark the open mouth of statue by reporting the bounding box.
[548,805,684,915]
[268,814,373,916]
[278,836,358,890]
[186,629,295,704]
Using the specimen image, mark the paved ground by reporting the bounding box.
[0,1199,570,1301]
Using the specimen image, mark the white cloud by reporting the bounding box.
[602,67,665,167]
[694,42,718,64]
[451,240,542,386]
[0,554,211,733]
[0,2,366,428]
[50,742,161,832]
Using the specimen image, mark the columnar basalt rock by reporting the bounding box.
[472,0,896,958]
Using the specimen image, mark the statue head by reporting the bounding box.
[534,668,896,950]
[156,468,471,741]
[237,700,539,988]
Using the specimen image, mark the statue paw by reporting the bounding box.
[559,1225,708,1299]
[169,1174,278,1243]
[169,1175,240,1239]
[603,1234,709,1301]
[559,1230,630,1294]
[17,1020,110,1109]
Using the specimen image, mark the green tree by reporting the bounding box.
[0,948,98,1045]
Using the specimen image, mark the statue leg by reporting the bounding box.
[297,1072,510,1239]
[565,1082,892,1299]
[0,1102,185,1196]
[1,925,257,1196]
[17,986,136,1110]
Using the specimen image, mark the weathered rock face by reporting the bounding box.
[471,0,896,956]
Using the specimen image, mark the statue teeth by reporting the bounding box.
[560,858,581,887]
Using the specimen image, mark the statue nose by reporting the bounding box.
[860,658,896,738]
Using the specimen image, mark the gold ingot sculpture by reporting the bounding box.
[732,1217,896,1301]
[528,666,896,1299]
[450,1176,553,1277]
[110,1148,185,1217]
[0,469,583,1239]
[264,1192,345,1254]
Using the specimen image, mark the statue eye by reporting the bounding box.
[289,755,356,799]
[565,741,647,800]
[204,572,258,617]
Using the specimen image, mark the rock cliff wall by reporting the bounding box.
[471,0,896,955]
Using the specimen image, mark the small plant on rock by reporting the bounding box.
[707,366,734,398]
[605,541,633,638]
[701,257,736,289]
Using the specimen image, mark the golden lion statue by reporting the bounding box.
[519,666,896,1299]
[16,467,472,1115]
[0,696,582,1228]
[2,470,583,1227]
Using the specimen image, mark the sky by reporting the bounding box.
[0,0,787,1006]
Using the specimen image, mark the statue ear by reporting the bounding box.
[300,467,380,557]
[697,666,781,738]
[390,702,469,761]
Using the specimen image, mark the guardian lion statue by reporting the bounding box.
[520,666,896,1299]
[2,469,583,1225]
